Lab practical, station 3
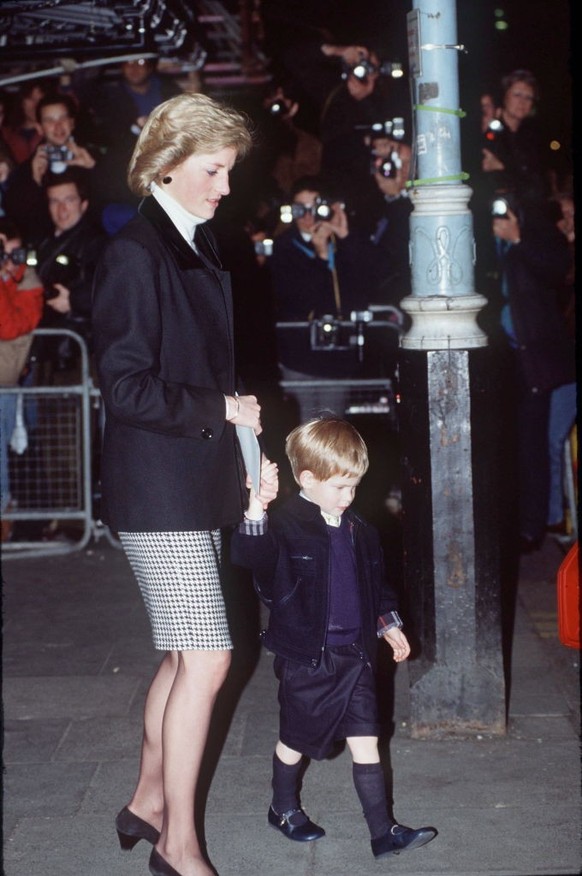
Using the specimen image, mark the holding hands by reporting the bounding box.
[245,455,279,519]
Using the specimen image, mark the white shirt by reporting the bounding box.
[150,181,206,252]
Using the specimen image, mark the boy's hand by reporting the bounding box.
[382,627,411,663]
[245,456,278,519]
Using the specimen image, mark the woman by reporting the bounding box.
[92,93,266,876]
[480,68,549,205]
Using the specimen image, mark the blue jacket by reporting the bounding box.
[230,493,399,667]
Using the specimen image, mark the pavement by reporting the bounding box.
[2,526,581,876]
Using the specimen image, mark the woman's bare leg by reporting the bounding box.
[126,651,179,831]
[156,648,231,876]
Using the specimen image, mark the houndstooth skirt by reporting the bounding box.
[118,530,233,652]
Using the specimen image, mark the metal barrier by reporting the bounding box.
[1,328,119,559]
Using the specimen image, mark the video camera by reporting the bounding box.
[280,197,334,224]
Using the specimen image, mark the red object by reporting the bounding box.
[557,541,580,649]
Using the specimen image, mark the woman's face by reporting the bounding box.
[165,146,237,219]
[503,80,535,124]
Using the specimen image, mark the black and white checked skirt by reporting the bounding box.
[119,530,233,652]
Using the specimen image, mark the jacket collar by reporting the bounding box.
[138,196,223,271]
[288,492,365,527]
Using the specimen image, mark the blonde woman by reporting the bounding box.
[93,93,272,876]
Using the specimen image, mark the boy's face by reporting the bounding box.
[299,471,362,517]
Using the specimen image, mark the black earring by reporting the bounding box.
[162,176,172,184]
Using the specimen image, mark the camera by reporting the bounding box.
[342,58,404,82]
[280,197,333,224]
[42,252,79,298]
[341,57,378,82]
[309,316,352,351]
[357,118,405,141]
[45,143,73,173]
[483,119,508,161]
[266,98,285,116]
[484,119,504,144]
[370,151,402,179]
[0,244,37,266]
[254,238,273,257]
[491,196,511,218]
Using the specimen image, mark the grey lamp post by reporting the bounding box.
[398,0,506,736]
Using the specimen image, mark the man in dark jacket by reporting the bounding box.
[484,196,575,552]
[35,169,106,372]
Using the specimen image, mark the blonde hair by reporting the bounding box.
[285,417,369,484]
[127,92,254,196]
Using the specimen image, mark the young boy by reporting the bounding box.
[231,416,437,859]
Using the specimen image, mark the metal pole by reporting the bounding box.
[398,0,506,736]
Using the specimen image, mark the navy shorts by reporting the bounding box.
[274,643,379,760]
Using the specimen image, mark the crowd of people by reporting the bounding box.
[0,47,575,548]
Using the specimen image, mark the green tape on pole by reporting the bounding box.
[406,172,470,187]
[414,104,466,118]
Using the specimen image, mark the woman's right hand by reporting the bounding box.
[226,394,262,433]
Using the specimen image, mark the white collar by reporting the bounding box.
[150,181,206,251]
[299,491,341,527]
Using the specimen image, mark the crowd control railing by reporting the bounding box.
[1,328,119,559]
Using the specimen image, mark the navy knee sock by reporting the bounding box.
[271,752,303,814]
[352,761,391,840]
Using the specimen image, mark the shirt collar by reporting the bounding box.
[150,181,206,251]
[299,491,342,527]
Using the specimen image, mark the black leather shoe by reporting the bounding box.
[115,806,160,851]
[371,823,437,858]
[149,848,183,876]
[268,806,325,842]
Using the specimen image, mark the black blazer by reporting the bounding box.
[92,196,245,532]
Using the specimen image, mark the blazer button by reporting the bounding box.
[201,427,214,440]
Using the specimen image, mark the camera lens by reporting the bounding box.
[491,197,509,217]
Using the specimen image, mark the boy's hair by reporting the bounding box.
[285,417,369,484]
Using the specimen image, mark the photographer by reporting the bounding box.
[483,194,575,554]
[3,93,97,246]
[270,175,371,419]
[319,45,409,231]
[34,169,106,376]
[366,134,413,308]
[0,218,44,539]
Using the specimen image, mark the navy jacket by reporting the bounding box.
[92,196,245,532]
[230,493,399,667]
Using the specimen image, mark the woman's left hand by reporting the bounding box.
[227,394,262,433]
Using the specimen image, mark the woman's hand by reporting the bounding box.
[226,394,262,433]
